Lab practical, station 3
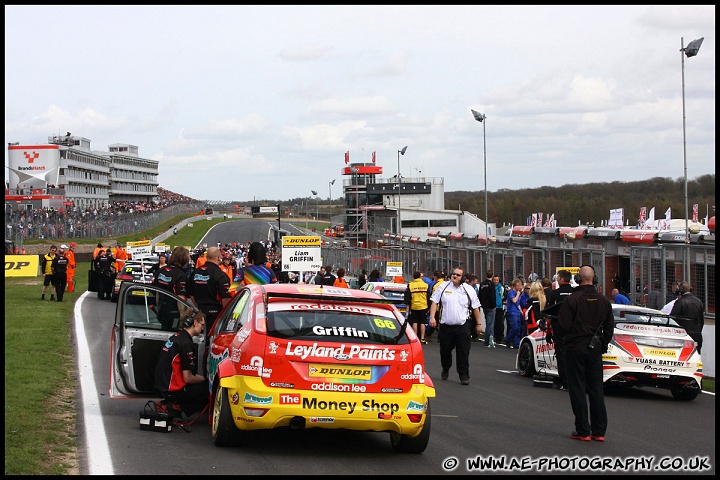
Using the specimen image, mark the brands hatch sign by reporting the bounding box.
[282,236,322,272]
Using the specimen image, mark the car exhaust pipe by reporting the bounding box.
[289,416,306,430]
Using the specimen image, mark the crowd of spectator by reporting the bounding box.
[5,187,200,243]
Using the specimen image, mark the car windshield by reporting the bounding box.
[379,289,406,303]
[267,308,409,345]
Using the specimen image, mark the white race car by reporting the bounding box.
[515,304,703,400]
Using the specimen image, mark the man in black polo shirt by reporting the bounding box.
[188,246,231,332]
[546,269,575,391]
[51,244,70,302]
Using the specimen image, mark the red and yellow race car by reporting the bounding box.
[111,282,435,452]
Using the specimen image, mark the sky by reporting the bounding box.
[4,5,716,203]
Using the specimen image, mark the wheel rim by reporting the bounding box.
[518,344,529,373]
[211,387,222,437]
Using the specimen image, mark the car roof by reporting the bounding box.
[251,282,382,298]
[612,304,663,314]
[364,282,407,290]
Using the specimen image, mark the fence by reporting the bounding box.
[5,202,203,251]
[320,241,715,319]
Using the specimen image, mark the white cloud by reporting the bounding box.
[4,5,715,202]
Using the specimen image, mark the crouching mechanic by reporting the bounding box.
[154,311,209,417]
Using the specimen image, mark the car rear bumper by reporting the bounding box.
[219,375,435,435]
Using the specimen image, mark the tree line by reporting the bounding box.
[241,174,715,228]
[445,174,716,228]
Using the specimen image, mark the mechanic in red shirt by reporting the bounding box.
[154,311,208,417]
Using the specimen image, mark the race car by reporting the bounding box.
[515,304,703,400]
[110,282,435,453]
[111,258,158,302]
[360,281,409,318]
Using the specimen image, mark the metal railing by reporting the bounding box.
[320,240,715,318]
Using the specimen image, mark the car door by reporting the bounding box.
[110,282,204,398]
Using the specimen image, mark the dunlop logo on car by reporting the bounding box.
[308,364,372,380]
[643,348,676,358]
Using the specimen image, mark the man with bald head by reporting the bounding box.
[187,246,231,331]
[556,265,614,443]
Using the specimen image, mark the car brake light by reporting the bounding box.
[255,304,267,333]
[407,413,424,423]
[613,333,633,343]
[243,407,268,417]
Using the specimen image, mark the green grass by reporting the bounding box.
[4,215,713,474]
[5,275,81,474]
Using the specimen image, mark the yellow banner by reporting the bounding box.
[556,266,580,275]
[5,254,39,277]
[127,240,152,248]
[283,236,321,247]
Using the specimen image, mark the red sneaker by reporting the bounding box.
[591,435,605,442]
[570,432,591,441]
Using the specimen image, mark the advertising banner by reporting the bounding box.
[282,236,322,272]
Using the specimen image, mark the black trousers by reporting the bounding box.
[565,345,607,437]
[53,273,67,301]
[98,272,113,298]
[438,323,472,378]
[162,380,209,417]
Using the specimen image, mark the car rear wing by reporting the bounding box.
[615,310,677,326]
[261,289,396,308]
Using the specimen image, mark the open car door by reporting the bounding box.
[110,282,205,398]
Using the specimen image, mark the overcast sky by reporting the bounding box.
[5,5,715,203]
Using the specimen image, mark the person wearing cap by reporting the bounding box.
[66,242,78,293]
[51,245,70,302]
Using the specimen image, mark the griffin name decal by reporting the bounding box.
[312,325,369,338]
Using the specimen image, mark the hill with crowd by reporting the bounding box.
[6,186,201,246]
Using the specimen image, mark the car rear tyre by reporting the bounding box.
[517,341,537,377]
[211,385,243,447]
[111,293,118,303]
[671,385,700,401]
[390,403,431,453]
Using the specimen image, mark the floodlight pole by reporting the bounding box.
[397,146,407,238]
[276,203,281,235]
[310,190,318,231]
[680,36,703,282]
[472,109,489,269]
